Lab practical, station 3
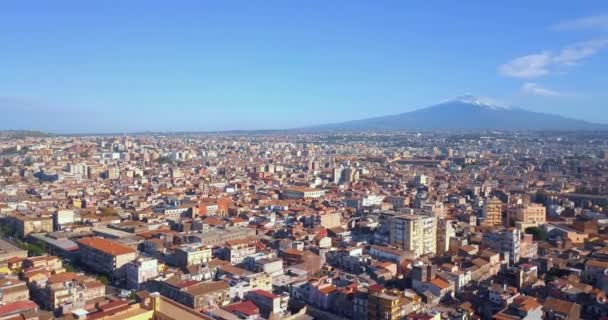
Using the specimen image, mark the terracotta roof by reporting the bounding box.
[223,301,260,316]
[185,281,230,296]
[77,237,136,256]
[543,297,579,316]
[512,296,541,312]
[0,300,39,316]
[430,277,450,290]
[249,289,279,299]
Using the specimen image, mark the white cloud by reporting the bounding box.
[521,82,562,97]
[499,38,608,78]
[498,52,551,78]
[553,38,608,64]
[553,14,608,31]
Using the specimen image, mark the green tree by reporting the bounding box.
[97,275,109,285]
[525,226,548,241]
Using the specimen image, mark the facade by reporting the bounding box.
[483,197,503,227]
[174,245,212,268]
[126,257,159,290]
[510,203,547,230]
[436,219,455,255]
[282,187,326,199]
[482,228,521,264]
[226,239,256,264]
[32,272,105,315]
[387,214,437,257]
[0,278,29,305]
[6,214,54,238]
[148,277,231,310]
[246,289,288,318]
[368,288,411,320]
[76,237,137,278]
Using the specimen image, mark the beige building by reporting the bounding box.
[509,203,546,230]
[0,278,29,304]
[318,212,342,229]
[282,187,325,199]
[6,214,53,238]
[174,245,212,268]
[387,214,437,257]
[482,197,503,227]
[32,272,105,315]
[77,237,137,278]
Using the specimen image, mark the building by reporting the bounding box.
[32,272,105,315]
[492,296,542,320]
[6,214,53,238]
[53,209,75,229]
[368,288,412,320]
[246,289,288,318]
[510,203,546,230]
[482,228,521,265]
[437,219,456,255]
[59,292,214,320]
[483,197,503,227]
[76,237,137,278]
[147,277,231,310]
[318,212,342,229]
[225,239,256,264]
[282,187,325,199]
[126,257,159,290]
[0,278,29,304]
[385,213,437,257]
[543,297,581,320]
[173,244,212,268]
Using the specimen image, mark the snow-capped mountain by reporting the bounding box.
[308,95,605,131]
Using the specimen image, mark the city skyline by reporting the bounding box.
[2,1,608,133]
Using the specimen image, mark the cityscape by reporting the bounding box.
[2,2,608,320]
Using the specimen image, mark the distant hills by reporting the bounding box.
[308,95,607,131]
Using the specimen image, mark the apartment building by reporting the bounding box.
[482,197,503,227]
[32,272,105,315]
[368,288,414,320]
[147,277,231,310]
[282,187,325,199]
[76,237,137,278]
[0,278,29,304]
[383,213,437,257]
[6,214,53,238]
[126,257,159,290]
[173,244,212,268]
[226,238,257,264]
[482,228,521,265]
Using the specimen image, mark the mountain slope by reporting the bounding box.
[310,96,606,131]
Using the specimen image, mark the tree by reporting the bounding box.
[27,242,46,256]
[525,226,548,241]
[97,275,109,285]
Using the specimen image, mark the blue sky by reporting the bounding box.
[1,1,608,133]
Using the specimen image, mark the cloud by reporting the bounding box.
[553,38,608,64]
[499,38,608,78]
[553,14,608,31]
[498,52,552,78]
[521,83,562,97]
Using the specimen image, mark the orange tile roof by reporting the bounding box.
[430,277,450,289]
[77,237,136,256]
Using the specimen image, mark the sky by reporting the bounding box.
[1,1,608,133]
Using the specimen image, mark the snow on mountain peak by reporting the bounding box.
[444,95,511,110]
